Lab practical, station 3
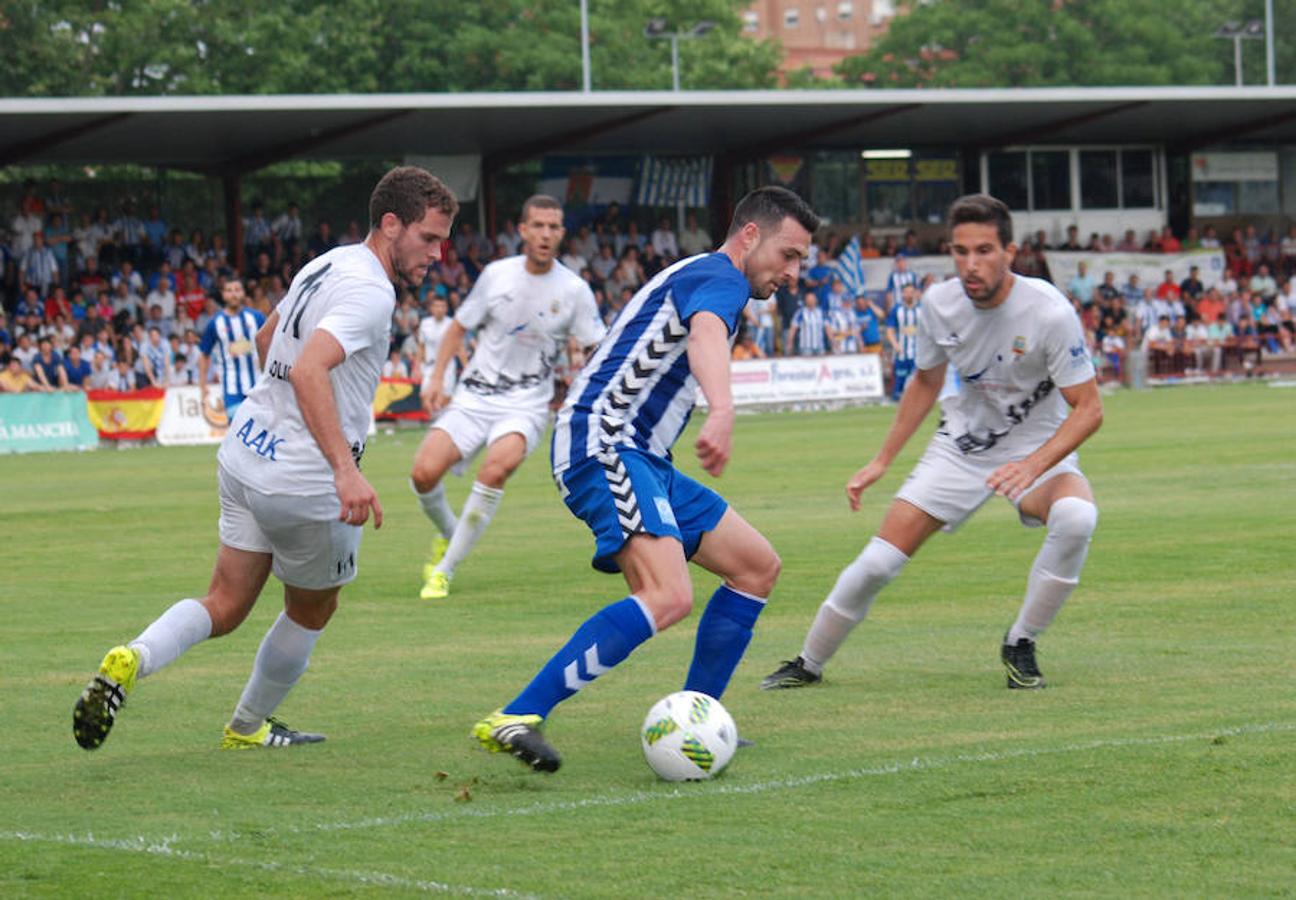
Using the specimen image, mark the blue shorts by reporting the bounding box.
[556,449,728,574]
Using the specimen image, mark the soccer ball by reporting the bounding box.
[640,690,738,781]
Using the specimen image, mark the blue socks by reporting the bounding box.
[504,597,655,718]
[684,585,767,700]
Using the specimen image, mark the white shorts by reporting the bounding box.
[217,465,361,590]
[895,436,1085,531]
[432,399,550,465]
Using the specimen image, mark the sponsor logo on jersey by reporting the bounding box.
[235,416,284,460]
[1012,335,1027,356]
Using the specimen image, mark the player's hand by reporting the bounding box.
[695,408,733,477]
[424,388,451,415]
[846,460,887,512]
[335,467,383,529]
[986,459,1042,501]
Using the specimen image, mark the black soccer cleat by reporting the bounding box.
[760,656,823,690]
[1001,635,1046,689]
[473,710,562,773]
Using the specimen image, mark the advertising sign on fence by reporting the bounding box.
[0,392,99,455]
[696,354,884,409]
[156,385,231,446]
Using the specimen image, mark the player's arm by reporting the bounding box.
[986,378,1103,501]
[688,311,735,477]
[425,319,465,414]
[845,362,946,511]
[255,309,279,365]
[289,329,383,529]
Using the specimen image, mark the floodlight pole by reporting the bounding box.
[670,35,681,92]
[581,0,591,92]
[645,21,714,92]
[1234,35,1244,87]
[1265,0,1275,86]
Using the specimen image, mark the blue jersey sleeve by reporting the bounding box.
[670,255,750,336]
[199,318,218,356]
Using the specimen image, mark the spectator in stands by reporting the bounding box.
[0,355,40,392]
[678,212,712,257]
[789,291,827,356]
[461,241,486,283]
[184,229,208,268]
[1183,226,1201,250]
[108,355,139,391]
[44,212,72,286]
[607,246,645,298]
[113,258,145,296]
[880,254,915,309]
[1058,224,1083,251]
[1141,229,1163,252]
[43,285,72,322]
[1196,288,1225,325]
[568,224,597,263]
[271,203,302,258]
[1100,317,1127,381]
[650,216,679,261]
[1179,265,1204,303]
[1116,229,1140,252]
[307,220,335,259]
[246,249,273,283]
[9,198,42,258]
[495,218,521,256]
[147,258,176,293]
[886,283,921,401]
[619,220,646,256]
[77,255,108,302]
[163,227,188,270]
[828,297,861,354]
[243,202,272,258]
[897,229,923,257]
[1011,240,1049,281]
[1199,224,1221,249]
[1280,224,1296,279]
[1154,269,1181,302]
[639,242,665,280]
[1142,314,1173,351]
[61,344,91,389]
[31,336,67,390]
[732,328,765,360]
[1158,226,1181,253]
[87,350,113,389]
[381,346,410,379]
[1226,228,1251,278]
[589,242,617,287]
[142,206,168,262]
[1066,261,1095,308]
[138,326,171,386]
[114,201,146,264]
[1250,263,1279,303]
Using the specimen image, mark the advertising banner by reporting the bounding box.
[697,354,884,409]
[0,392,99,455]
[156,385,230,446]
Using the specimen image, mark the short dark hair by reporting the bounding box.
[369,166,459,230]
[727,186,820,238]
[521,194,563,224]
[947,193,1013,248]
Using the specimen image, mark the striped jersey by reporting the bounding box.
[792,304,827,354]
[551,252,749,475]
[200,307,266,400]
[887,301,921,361]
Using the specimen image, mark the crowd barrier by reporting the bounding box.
[0,391,99,454]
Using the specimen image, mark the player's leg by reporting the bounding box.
[222,583,337,749]
[1001,472,1098,689]
[763,499,942,689]
[432,430,528,586]
[682,507,778,700]
[72,470,275,750]
[410,426,464,578]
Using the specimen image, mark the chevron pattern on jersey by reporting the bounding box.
[599,309,688,443]
[600,451,644,537]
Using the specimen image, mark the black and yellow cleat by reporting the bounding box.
[221,717,327,750]
[73,645,142,750]
[760,656,822,690]
[1001,635,1046,689]
[472,709,561,773]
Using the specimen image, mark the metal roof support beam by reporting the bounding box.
[0,113,134,168]
[1170,107,1296,153]
[200,109,417,177]
[977,101,1148,149]
[738,104,925,159]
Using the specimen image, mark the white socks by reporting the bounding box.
[801,537,909,674]
[229,611,322,735]
[435,481,503,579]
[413,479,458,538]
[1007,497,1098,644]
[130,598,212,678]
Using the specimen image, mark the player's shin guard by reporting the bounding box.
[1008,497,1097,643]
[229,611,321,734]
[802,537,908,673]
[684,585,766,699]
[412,478,458,538]
[503,596,654,719]
[437,481,503,578]
[130,598,213,678]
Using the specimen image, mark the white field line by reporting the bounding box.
[254,719,1296,838]
[0,830,535,898]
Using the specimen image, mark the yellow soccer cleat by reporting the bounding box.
[421,536,451,581]
[73,645,142,750]
[472,709,561,772]
[220,717,326,750]
[420,569,450,601]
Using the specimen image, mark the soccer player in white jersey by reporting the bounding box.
[472,187,819,772]
[416,294,458,403]
[72,167,457,751]
[409,195,606,601]
[762,193,1102,692]
[198,278,265,420]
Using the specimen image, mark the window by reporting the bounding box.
[784,8,800,28]
[809,152,860,227]
[913,156,960,224]
[837,1,853,19]
[1080,150,1119,209]
[1121,149,1155,208]
[742,10,759,32]
[987,151,1028,210]
[1030,150,1070,210]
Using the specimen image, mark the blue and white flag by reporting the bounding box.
[635,156,713,208]
[835,235,866,297]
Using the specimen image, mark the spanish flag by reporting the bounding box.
[86,388,167,440]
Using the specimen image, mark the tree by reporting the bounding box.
[0,0,781,96]
[834,0,1294,88]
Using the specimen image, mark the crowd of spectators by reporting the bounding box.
[3,175,1295,399]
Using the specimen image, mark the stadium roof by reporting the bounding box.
[2,86,1295,173]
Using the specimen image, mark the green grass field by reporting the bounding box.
[2,382,1293,898]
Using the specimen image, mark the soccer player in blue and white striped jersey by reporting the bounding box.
[473,187,820,772]
[199,278,265,420]
[886,283,922,400]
